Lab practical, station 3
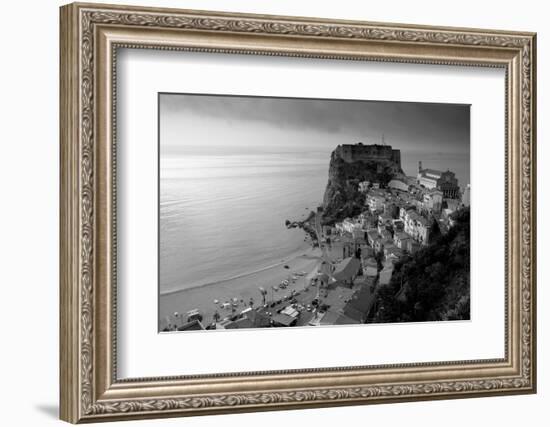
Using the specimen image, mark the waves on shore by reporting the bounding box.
[160,248,320,297]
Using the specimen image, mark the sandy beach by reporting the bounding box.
[159,246,324,330]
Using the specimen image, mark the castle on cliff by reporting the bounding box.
[334,142,401,169]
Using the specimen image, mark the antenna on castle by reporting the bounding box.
[381,133,386,145]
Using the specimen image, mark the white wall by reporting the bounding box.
[0,0,546,426]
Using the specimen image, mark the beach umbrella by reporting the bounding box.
[258,287,267,305]
[173,311,183,327]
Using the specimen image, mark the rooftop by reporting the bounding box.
[223,317,254,330]
[343,285,376,322]
[379,262,395,284]
[333,257,361,282]
[319,310,341,326]
[271,313,297,327]
[334,314,361,325]
[176,320,205,331]
[419,168,445,179]
[394,231,411,240]
[366,229,379,238]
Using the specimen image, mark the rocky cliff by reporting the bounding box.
[321,144,404,225]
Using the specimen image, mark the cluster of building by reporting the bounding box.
[163,158,470,333]
[163,252,378,331]
[332,162,469,280]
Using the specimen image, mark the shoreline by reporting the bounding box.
[159,246,324,329]
[160,242,317,297]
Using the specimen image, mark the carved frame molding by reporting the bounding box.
[60,2,536,423]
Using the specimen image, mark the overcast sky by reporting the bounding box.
[159,93,470,157]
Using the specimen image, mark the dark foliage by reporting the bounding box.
[373,208,470,323]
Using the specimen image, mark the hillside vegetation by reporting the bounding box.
[373,208,470,323]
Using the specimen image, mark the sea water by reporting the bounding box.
[159,149,470,295]
[160,152,328,295]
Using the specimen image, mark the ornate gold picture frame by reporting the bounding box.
[60,2,536,423]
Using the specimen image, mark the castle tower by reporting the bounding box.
[418,161,423,173]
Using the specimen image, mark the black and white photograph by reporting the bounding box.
[158,94,471,332]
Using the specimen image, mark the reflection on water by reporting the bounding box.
[160,153,327,294]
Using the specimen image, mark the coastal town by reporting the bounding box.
[162,143,470,332]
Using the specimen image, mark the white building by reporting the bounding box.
[417,162,460,198]
[358,181,370,193]
[399,206,415,222]
[393,231,411,250]
[403,210,431,245]
[422,190,443,214]
[342,218,363,235]
[367,194,385,213]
